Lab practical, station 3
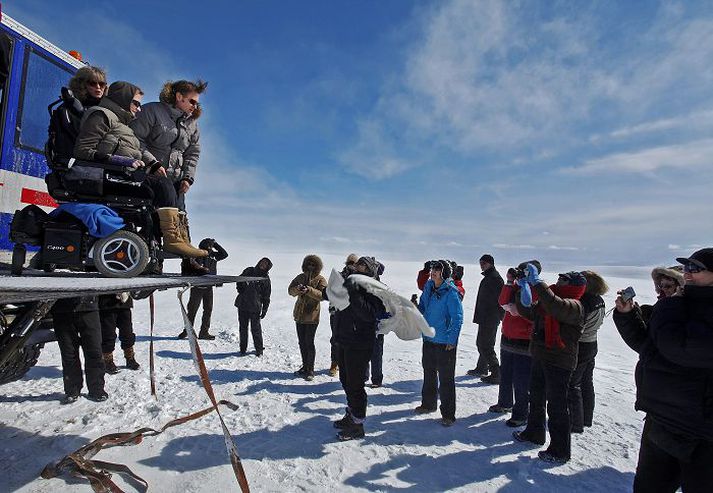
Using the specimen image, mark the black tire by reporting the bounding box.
[0,342,44,385]
[11,245,26,276]
[93,230,150,278]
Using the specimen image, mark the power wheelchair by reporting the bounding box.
[10,87,169,278]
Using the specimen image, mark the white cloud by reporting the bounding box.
[561,139,713,175]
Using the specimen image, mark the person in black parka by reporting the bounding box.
[235,257,273,356]
[469,254,505,382]
[613,248,713,493]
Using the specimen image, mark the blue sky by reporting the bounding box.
[8,0,713,267]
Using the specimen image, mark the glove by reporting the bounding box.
[523,263,541,285]
[108,154,141,168]
[260,308,268,319]
[519,282,533,307]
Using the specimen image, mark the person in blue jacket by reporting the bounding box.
[414,260,464,426]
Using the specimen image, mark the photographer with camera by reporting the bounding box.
[512,265,586,464]
[613,248,713,492]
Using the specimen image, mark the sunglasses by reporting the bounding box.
[87,80,107,88]
[683,262,706,274]
[131,99,142,109]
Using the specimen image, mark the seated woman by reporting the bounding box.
[73,80,207,259]
[68,65,107,107]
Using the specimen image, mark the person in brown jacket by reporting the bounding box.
[288,255,328,381]
[512,264,586,464]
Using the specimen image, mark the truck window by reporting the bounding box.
[16,47,72,153]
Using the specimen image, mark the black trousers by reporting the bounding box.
[238,310,263,353]
[296,323,318,373]
[187,287,213,333]
[54,310,105,396]
[421,341,457,420]
[329,313,339,365]
[476,322,499,372]
[104,173,177,208]
[568,341,597,430]
[367,334,384,385]
[634,419,713,493]
[338,344,374,420]
[523,358,573,459]
[100,307,135,353]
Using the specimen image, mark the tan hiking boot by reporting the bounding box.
[157,207,208,258]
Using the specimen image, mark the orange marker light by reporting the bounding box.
[68,50,82,61]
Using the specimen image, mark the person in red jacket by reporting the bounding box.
[487,262,540,427]
[417,261,432,291]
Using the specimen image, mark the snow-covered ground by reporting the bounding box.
[0,250,658,492]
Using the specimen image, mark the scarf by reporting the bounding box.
[541,284,586,349]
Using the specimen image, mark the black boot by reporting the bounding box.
[198,330,215,340]
[337,422,365,441]
[481,365,500,385]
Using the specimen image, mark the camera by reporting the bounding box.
[514,267,527,279]
[620,286,636,302]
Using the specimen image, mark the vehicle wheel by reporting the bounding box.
[93,230,150,278]
[11,244,26,276]
[0,342,44,385]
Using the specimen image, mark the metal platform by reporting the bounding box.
[0,267,259,304]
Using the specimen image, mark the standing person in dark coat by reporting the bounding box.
[177,238,228,340]
[568,270,608,433]
[288,255,328,381]
[613,248,713,492]
[52,297,107,404]
[468,254,505,383]
[99,293,139,374]
[330,256,387,440]
[513,266,586,463]
[235,257,273,356]
[328,254,359,377]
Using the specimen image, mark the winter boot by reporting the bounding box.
[328,362,339,377]
[481,365,501,385]
[124,347,140,370]
[157,207,208,258]
[333,412,355,429]
[337,422,365,441]
[198,330,215,340]
[103,353,120,375]
[181,258,210,276]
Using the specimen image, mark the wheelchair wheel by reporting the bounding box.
[93,230,150,278]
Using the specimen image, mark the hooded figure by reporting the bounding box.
[288,255,328,380]
[235,257,273,356]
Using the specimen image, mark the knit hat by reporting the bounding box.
[557,271,587,286]
[677,248,713,272]
[480,254,495,265]
[356,256,379,278]
[345,253,359,266]
[432,260,452,279]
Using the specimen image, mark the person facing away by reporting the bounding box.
[613,248,713,493]
[235,257,273,356]
[129,79,207,211]
[98,293,139,374]
[415,260,464,427]
[469,254,505,383]
[328,253,359,377]
[288,254,327,381]
[177,238,228,340]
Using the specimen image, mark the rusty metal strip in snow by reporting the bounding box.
[177,286,251,493]
[41,400,240,492]
[149,293,156,398]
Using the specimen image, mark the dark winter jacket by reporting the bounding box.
[193,239,228,275]
[288,255,327,324]
[333,276,387,349]
[613,285,713,441]
[98,293,133,311]
[74,82,149,164]
[51,296,99,314]
[235,258,273,314]
[579,293,605,344]
[129,101,201,184]
[473,266,505,326]
[419,279,464,346]
[516,282,584,371]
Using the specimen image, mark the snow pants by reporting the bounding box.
[366,333,384,386]
[100,307,135,353]
[475,322,499,373]
[634,418,713,493]
[498,348,531,421]
[187,287,213,333]
[329,313,339,365]
[338,343,373,421]
[524,358,572,460]
[568,341,597,431]
[54,310,105,396]
[238,310,263,354]
[421,341,457,420]
[296,323,318,373]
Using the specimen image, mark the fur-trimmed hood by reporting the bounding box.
[301,254,323,275]
[651,266,684,287]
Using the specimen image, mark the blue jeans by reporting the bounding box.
[497,348,531,421]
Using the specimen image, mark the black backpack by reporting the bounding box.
[45,87,85,169]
